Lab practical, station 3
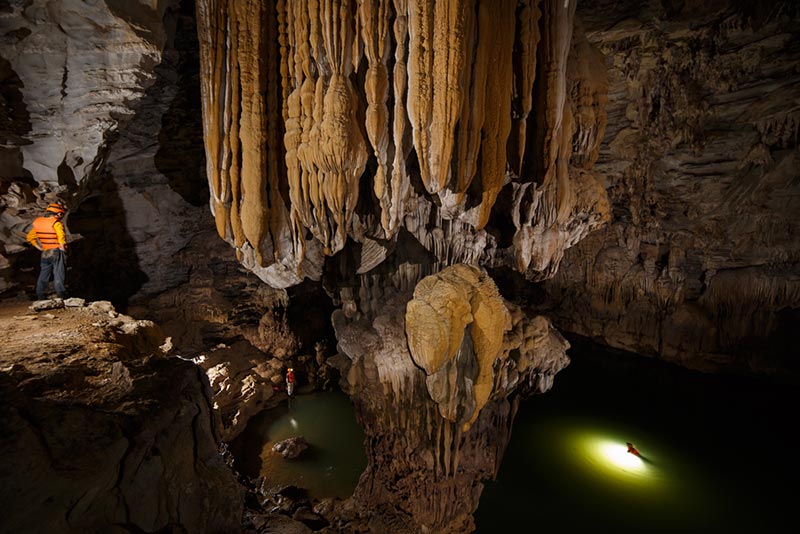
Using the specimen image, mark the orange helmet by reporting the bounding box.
[45,203,66,215]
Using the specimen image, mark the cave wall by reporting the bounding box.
[0,0,172,185]
[539,0,800,377]
[0,0,212,305]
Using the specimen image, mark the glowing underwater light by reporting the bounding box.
[597,440,646,473]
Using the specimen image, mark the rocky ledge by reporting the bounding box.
[0,298,242,533]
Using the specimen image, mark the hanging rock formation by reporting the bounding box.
[195,0,610,288]
[194,1,608,531]
[331,265,569,532]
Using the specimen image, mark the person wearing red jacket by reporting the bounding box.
[26,202,69,300]
[286,368,296,396]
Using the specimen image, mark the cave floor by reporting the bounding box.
[0,299,146,405]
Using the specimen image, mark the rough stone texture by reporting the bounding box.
[0,0,210,307]
[406,265,511,430]
[330,266,569,533]
[537,0,800,377]
[0,299,242,534]
[272,436,310,460]
[135,222,336,441]
[195,0,610,288]
[0,0,172,185]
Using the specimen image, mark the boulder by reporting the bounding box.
[272,437,310,460]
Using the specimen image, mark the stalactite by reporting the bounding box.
[316,0,368,253]
[358,0,393,235]
[233,1,271,266]
[226,4,245,250]
[535,0,577,226]
[196,0,230,239]
[389,0,411,236]
[199,0,607,286]
[407,0,434,191]
[429,0,470,194]
[475,0,516,229]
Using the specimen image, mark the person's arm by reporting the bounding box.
[25,227,43,251]
[53,220,67,250]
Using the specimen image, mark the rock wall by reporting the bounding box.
[538,0,800,377]
[0,0,171,185]
[0,0,211,306]
[0,299,242,533]
[137,221,337,441]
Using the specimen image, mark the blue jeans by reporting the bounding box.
[36,249,66,299]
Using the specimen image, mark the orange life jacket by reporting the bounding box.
[287,371,296,383]
[32,216,64,250]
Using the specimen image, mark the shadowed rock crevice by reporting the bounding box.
[154,0,208,207]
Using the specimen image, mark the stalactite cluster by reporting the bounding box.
[194,2,610,531]
[196,0,609,288]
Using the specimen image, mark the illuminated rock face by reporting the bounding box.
[332,265,569,532]
[195,0,610,288]
[0,0,174,186]
[194,1,608,530]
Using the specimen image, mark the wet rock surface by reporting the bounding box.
[330,265,570,533]
[273,437,311,460]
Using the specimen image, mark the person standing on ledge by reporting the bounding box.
[286,367,296,396]
[26,202,69,300]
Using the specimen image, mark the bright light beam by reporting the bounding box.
[597,440,647,473]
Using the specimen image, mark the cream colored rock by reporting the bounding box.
[405,264,511,430]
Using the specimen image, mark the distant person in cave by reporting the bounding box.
[26,202,69,300]
[286,367,296,396]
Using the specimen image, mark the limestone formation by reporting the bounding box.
[0,0,173,186]
[405,265,511,430]
[195,0,610,287]
[538,0,800,376]
[331,265,569,532]
[0,300,242,534]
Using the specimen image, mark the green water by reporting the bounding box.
[475,345,798,533]
[231,391,366,499]
[232,349,797,532]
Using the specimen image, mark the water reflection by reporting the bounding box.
[231,391,366,499]
[475,347,798,533]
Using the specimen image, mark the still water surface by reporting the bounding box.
[231,391,366,499]
[475,345,798,533]
[232,348,797,532]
